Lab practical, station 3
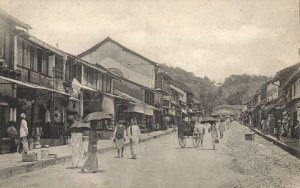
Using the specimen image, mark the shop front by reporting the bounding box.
[127,105,154,132]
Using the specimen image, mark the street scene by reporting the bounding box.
[0,122,299,188]
[0,0,299,188]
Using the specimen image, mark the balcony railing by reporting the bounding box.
[18,66,52,88]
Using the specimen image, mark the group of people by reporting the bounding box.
[193,117,231,150]
[112,118,142,159]
[80,117,142,173]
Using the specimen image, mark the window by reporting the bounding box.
[145,90,154,105]
[41,52,48,75]
[68,61,81,82]
[0,29,5,60]
[37,49,42,72]
[17,39,23,66]
[98,73,103,91]
[106,77,112,93]
[23,43,30,68]
[30,46,34,70]
[54,56,64,80]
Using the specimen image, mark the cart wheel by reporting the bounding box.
[178,137,186,148]
[193,137,200,148]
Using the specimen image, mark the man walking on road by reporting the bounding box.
[194,120,205,146]
[19,113,29,154]
[127,117,141,159]
[113,120,126,158]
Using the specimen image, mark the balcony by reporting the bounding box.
[19,67,52,88]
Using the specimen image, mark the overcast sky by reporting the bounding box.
[1,0,299,83]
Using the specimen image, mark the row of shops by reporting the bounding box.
[0,10,203,154]
[242,63,300,138]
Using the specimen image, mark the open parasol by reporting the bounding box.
[83,112,112,122]
[163,116,171,122]
[70,121,91,129]
[200,116,218,123]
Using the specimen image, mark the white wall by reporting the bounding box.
[80,40,155,89]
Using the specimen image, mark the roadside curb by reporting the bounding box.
[0,129,174,178]
[247,126,300,159]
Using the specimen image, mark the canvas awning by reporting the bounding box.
[102,95,115,115]
[127,105,154,116]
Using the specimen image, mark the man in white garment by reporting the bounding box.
[127,118,141,159]
[19,113,28,154]
[194,120,205,147]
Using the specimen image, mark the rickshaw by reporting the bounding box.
[177,121,200,148]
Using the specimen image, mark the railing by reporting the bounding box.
[18,66,52,88]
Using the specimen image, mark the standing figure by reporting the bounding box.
[113,120,126,158]
[218,120,226,139]
[82,123,98,173]
[127,118,141,159]
[194,121,205,147]
[209,122,218,150]
[19,113,29,154]
[295,120,300,139]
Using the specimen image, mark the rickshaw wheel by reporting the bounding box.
[193,137,200,148]
[178,137,186,148]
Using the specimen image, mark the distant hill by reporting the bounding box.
[221,74,271,105]
[159,64,271,113]
[159,63,225,114]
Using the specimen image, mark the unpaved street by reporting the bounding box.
[1,122,299,188]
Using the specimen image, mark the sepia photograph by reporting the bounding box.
[0,0,299,187]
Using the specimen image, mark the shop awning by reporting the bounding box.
[127,105,154,116]
[80,84,98,92]
[114,90,143,104]
[0,76,70,96]
[102,95,115,115]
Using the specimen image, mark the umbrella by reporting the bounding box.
[83,112,112,122]
[70,121,91,129]
[200,116,218,123]
[163,116,171,122]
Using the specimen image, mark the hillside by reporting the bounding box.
[221,74,271,105]
[160,64,271,112]
[160,64,225,114]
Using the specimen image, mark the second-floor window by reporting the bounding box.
[145,90,154,105]
[54,56,64,80]
[106,77,112,93]
[0,29,5,60]
[17,39,49,75]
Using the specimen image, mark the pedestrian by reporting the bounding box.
[194,121,205,147]
[295,120,300,139]
[277,120,283,141]
[208,122,218,150]
[113,120,126,158]
[82,122,98,173]
[19,113,29,154]
[218,119,225,139]
[127,117,141,159]
[225,118,230,130]
[260,117,265,130]
[7,122,18,153]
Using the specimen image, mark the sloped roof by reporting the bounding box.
[272,62,300,82]
[0,9,32,29]
[78,36,158,66]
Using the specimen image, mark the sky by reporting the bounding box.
[1,0,299,83]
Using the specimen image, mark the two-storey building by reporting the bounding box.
[0,11,118,152]
[78,37,159,131]
[280,65,300,137]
